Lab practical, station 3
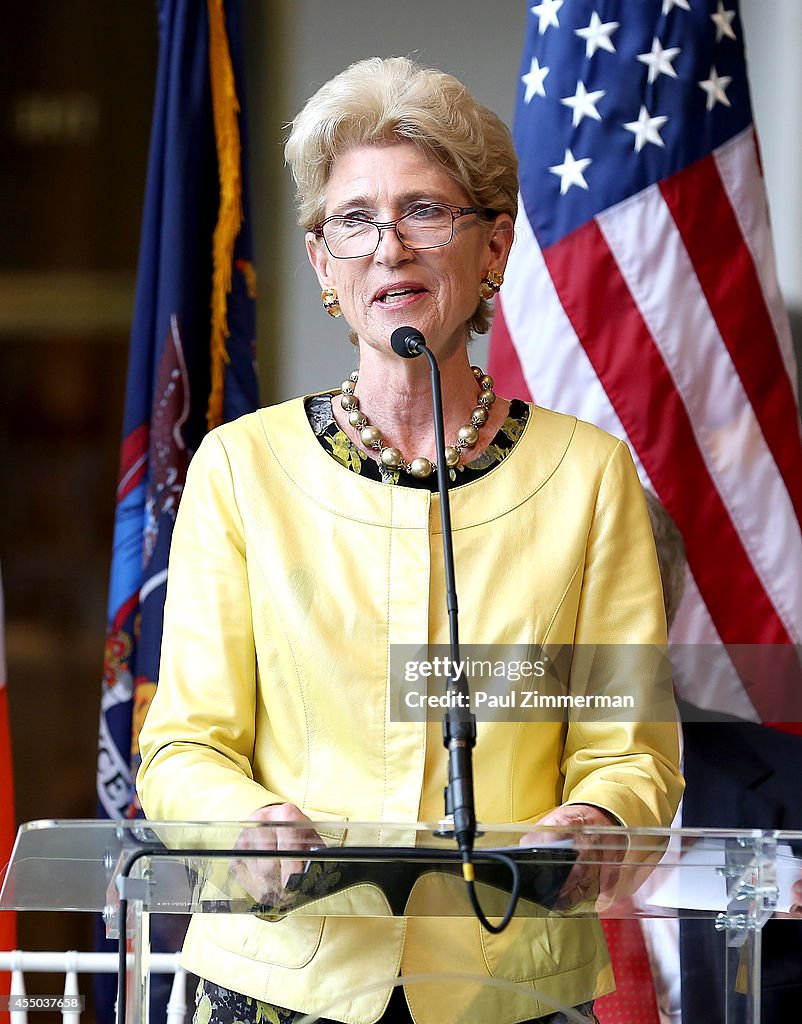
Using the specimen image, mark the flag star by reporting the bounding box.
[662,0,690,13]
[711,1,737,42]
[623,105,669,152]
[699,66,733,110]
[522,57,550,102]
[561,81,606,126]
[549,148,592,194]
[531,0,563,34]
[575,12,619,58]
[637,37,681,84]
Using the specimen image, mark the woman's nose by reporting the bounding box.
[373,224,414,265]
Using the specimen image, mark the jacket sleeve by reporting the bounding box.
[559,438,684,830]
[137,429,284,822]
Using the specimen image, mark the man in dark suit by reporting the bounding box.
[647,492,802,1023]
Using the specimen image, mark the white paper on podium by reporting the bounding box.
[642,842,800,913]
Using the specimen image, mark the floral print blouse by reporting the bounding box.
[305,393,530,488]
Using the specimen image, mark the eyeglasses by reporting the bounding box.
[312,204,495,259]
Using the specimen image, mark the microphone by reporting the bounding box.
[390,326,425,358]
[389,327,478,861]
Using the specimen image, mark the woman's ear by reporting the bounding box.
[487,213,515,275]
[306,232,334,288]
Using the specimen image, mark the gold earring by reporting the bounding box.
[480,269,503,300]
[321,287,342,318]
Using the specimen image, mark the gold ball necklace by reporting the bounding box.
[339,366,496,479]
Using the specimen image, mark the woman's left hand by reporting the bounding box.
[520,803,625,911]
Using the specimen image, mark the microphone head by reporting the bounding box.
[390,326,426,358]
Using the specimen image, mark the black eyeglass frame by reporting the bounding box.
[311,204,497,259]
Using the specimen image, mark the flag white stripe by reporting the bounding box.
[597,185,802,644]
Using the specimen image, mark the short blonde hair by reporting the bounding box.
[285,57,519,336]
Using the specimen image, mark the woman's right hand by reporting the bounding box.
[232,803,323,904]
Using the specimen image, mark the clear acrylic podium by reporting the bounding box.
[2,819,800,1024]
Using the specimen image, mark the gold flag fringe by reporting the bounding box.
[206,0,243,430]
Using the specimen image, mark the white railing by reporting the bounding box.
[0,951,187,1024]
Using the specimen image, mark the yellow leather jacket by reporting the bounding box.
[137,397,683,1024]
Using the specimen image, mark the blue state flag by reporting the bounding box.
[95,0,259,1016]
[98,0,258,823]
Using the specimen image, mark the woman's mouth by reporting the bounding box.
[375,285,426,306]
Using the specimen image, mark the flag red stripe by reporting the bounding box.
[487,301,533,402]
[542,221,793,672]
[660,159,802,528]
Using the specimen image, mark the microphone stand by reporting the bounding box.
[389,327,477,862]
[389,328,525,932]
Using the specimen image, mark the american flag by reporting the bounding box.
[488,0,802,722]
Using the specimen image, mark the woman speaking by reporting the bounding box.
[138,56,682,1024]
